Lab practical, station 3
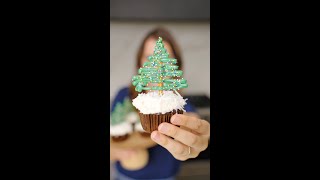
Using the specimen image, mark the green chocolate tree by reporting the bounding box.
[132,37,188,94]
[110,97,135,126]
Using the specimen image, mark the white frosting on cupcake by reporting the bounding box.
[132,91,187,114]
[110,121,132,136]
[134,122,145,132]
[126,111,140,123]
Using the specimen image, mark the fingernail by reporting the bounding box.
[171,115,179,124]
[151,132,160,141]
[159,124,168,133]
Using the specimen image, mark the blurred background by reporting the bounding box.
[110,22,210,106]
[110,0,210,179]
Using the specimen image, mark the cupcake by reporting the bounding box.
[131,37,188,133]
[110,121,132,142]
[110,99,134,142]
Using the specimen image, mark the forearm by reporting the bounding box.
[110,143,118,163]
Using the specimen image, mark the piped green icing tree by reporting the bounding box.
[132,37,188,94]
[110,98,135,126]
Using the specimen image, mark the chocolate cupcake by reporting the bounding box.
[132,91,186,133]
[139,109,184,133]
[110,100,133,142]
[131,37,188,133]
[110,121,132,142]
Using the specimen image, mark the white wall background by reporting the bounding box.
[110,21,210,105]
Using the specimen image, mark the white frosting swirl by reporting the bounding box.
[134,122,145,132]
[110,121,132,136]
[132,91,187,114]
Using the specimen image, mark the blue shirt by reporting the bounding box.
[111,87,196,179]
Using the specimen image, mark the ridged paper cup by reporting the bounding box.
[139,109,183,133]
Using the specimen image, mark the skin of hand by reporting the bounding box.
[150,113,210,161]
[110,146,138,163]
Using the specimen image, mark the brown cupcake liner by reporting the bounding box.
[139,109,183,133]
[111,134,129,142]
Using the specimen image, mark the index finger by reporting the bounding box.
[171,114,210,135]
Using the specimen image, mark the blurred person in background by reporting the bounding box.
[110,27,210,180]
